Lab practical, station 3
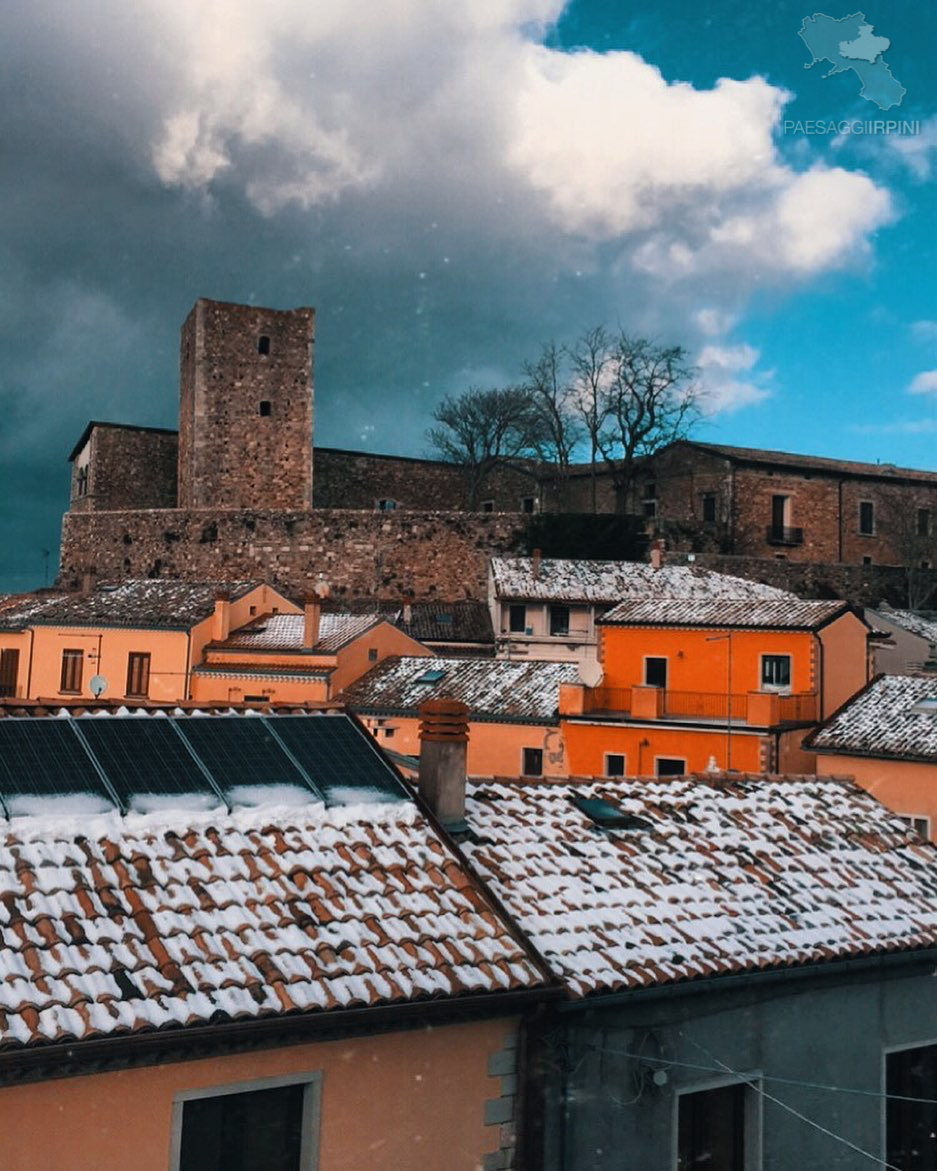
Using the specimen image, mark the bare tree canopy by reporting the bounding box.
[426,386,542,507]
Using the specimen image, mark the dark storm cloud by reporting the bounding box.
[0,1,894,589]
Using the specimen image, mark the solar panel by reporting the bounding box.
[174,718,320,798]
[265,715,408,803]
[77,719,222,807]
[0,720,115,809]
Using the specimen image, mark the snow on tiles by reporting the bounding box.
[0,800,545,1049]
[461,774,937,999]
[808,674,937,759]
[490,557,795,604]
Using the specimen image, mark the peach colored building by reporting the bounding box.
[561,596,870,776]
[807,673,937,841]
[340,656,581,778]
[0,708,552,1171]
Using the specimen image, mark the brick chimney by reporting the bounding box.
[649,539,664,571]
[531,548,542,581]
[304,593,322,649]
[212,592,231,641]
[418,698,470,830]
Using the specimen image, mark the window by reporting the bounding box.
[863,555,873,566]
[125,652,151,698]
[771,494,789,531]
[508,604,527,634]
[644,656,667,688]
[643,482,657,519]
[76,466,89,496]
[604,753,626,777]
[257,335,271,355]
[886,1043,937,1171]
[0,648,19,698]
[859,500,875,535]
[376,499,397,511]
[522,747,543,776]
[383,727,395,739]
[259,401,272,417]
[521,496,536,514]
[918,509,931,537]
[677,1081,750,1171]
[702,492,717,523]
[760,654,791,691]
[481,499,495,513]
[368,648,378,662]
[171,1074,320,1171]
[60,649,84,694]
[656,757,686,776]
[898,814,931,839]
[549,605,570,637]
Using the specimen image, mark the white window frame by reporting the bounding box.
[169,1071,321,1171]
[604,752,626,777]
[759,653,792,693]
[654,756,687,777]
[898,813,931,839]
[643,655,668,689]
[672,1071,763,1171]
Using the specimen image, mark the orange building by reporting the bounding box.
[191,606,431,704]
[340,656,581,777]
[806,673,937,841]
[560,596,869,776]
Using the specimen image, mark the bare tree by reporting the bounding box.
[594,334,701,513]
[521,340,583,480]
[567,326,616,513]
[878,490,937,609]
[426,386,540,508]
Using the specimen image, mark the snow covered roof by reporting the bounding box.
[0,593,67,631]
[490,558,793,604]
[325,600,494,646]
[461,774,937,998]
[0,800,545,1051]
[871,608,937,648]
[806,674,937,762]
[340,656,581,722]
[27,581,259,630]
[599,597,851,630]
[217,612,384,654]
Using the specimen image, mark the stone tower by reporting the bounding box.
[177,298,314,510]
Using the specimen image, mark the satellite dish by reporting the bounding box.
[89,675,108,698]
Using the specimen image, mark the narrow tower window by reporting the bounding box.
[257,335,271,355]
[259,401,272,417]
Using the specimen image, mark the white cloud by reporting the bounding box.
[911,321,937,342]
[885,116,937,180]
[908,370,937,395]
[850,419,937,435]
[696,342,771,413]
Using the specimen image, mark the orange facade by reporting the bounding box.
[0,1017,518,1171]
[360,713,568,777]
[561,613,869,776]
[816,753,937,843]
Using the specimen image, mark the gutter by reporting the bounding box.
[0,986,561,1085]
[557,946,937,1014]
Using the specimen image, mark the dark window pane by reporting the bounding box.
[761,655,791,689]
[257,335,271,355]
[179,1083,304,1171]
[522,747,543,776]
[678,1082,746,1171]
[859,501,874,535]
[0,649,19,698]
[918,509,930,537]
[645,657,667,688]
[702,493,717,523]
[509,604,527,633]
[605,754,625,777]
[887,1044,937,1170]
[656,758,686,777]
[550,605,570,636]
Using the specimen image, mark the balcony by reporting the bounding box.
[766,525,804,546]
[566,684,819,726]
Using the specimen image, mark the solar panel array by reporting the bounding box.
[0,713,408,817]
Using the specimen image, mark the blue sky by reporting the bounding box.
[1,0,935,590]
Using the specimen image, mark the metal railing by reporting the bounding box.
[579,687,819,724]
[766,525,804,546]
[777,692,819,722]
[663,691,748,721]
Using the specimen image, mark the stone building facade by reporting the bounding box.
[69,423,177,513]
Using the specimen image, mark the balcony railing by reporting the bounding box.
[766,525,804,546]
[579,687,819,725]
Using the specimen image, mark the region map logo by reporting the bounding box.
[784,11,919,136]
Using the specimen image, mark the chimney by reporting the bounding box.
[402,602,413,626]
[80,573,95,596]
[212,592,231,641]
[649,539,664,571]
[531,548,542,581]
[304,593,322,649]
[418,698,470,830]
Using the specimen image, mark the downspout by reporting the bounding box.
[25,628,35,699]
[184,631,193,701]
[817,631,825,720]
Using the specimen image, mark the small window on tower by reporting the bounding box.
[257,335,271,355]
[259,401,272,417]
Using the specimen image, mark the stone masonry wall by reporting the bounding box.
[313,448,540,512]
[59,509,527,601]
[178,299,314,511]
[70,425,178,513]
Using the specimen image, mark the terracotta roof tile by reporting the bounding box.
[807,674,937,761]
[461,773,937,998]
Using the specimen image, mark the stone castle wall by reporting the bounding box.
[70,426,178,514]
[59,509,528,601]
